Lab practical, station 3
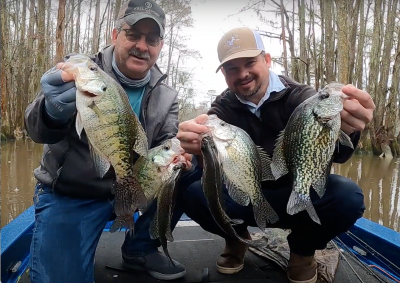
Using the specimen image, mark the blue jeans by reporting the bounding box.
[29,168,202,283]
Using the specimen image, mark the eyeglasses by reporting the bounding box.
[119,28,162,47]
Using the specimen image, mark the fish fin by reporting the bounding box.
[257,146,275,181]
[110,215,135,236]
[229,218,244,225]
[312,174,327,198]
[149,213,159,240]
[88,102,108,123]
[241,237,268,249]
[114,175,147,218]
[253,196,279,230]
[75,111,84,139]
[224,175,250,206]
[271,130,289,180]
[338,129,354,149]
[87,140,110,179]
[287,190,321,225]
[132,132,149,157]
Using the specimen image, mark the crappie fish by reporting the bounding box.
[150,162,185,266]
[133,137,186,266]
[200,134,265,248]
[202,115,279,230]
[266,82,353,224]
[62,54,149,233]
[134,137,185,203]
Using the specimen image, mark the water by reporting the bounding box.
[1,140,400,231]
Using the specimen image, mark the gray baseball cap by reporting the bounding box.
[117,0,166,38]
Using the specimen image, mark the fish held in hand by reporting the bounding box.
[200,133,266,248]
[202,115,279,230]
[265,82,354,225]
[133,137,186,266]
[62,54,149,233]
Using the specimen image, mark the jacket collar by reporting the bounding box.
[220,75,291,109]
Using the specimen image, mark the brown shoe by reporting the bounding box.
[287,252,318,283]
[216,230,250,275]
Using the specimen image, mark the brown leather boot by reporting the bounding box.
[216,230,251,274]
[287,252,318,283]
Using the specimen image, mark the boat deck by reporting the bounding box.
[18,225,392,283]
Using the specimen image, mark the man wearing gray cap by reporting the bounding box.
[24,0,198,282]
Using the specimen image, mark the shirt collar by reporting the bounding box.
[235,70,287,115]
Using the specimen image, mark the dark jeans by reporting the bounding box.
[182,174,365,257]
[29,168,202,283]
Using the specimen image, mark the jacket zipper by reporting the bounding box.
[140,74,168,133]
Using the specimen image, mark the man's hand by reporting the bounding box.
[176,114,209,156]
[42,63,77,123]
[182,153,193,171]
[340,84,375,135]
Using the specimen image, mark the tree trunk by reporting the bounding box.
[386,26,400,156]
[335,0,349,84]
[348,0,361,84]
[324,0,335,83]
[74,0,82,53]
[16,0,27,131]
[37,0,46,82]
[376,0,397,128]
[1,0,11,137]
[114,0,122,21]
[354,0,370,89]
[298,0,306,84]
[365,0,383,155]
[280,0,288,77]
[55,0,66,63]
[46,0,52,68]
[91,0,101,54]
[69,0,75,53]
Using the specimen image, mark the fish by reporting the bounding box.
[199,133,266,248]
[134,137,185,203]
[265,82,354,224]
[133,137,186,266]
[201,115,279,230]
[149,162,185,266]
[62,54,149,234]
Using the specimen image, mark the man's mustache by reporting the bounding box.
[129,49,150,60]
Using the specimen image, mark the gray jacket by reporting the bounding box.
[24,45,180,199]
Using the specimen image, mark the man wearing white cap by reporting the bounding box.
[176,27,375,283]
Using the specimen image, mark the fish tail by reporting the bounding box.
[114,175,147,217]
[109,214,135,236]
[160,235,175,267]
[236,233,266,249]
[253,195,279,230]
[287,190,321,225]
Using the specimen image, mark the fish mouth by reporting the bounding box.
[82,91,97,98]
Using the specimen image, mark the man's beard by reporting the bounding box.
[236,82,262,98]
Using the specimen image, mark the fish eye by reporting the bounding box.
[151,157,155,162]
[163,145,170,150]
[220,122,226,126]
[89,66,98,71]
[320,91,330,99]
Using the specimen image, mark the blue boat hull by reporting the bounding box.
[2,206,399,283]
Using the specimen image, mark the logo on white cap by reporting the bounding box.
[145,2,152,10]
[225,34,240,53]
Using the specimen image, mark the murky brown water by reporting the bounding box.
[1,140,399,231]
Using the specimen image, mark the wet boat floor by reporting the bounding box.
[19,226,391,283]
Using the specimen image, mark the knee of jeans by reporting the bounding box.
[329,175,366,224]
